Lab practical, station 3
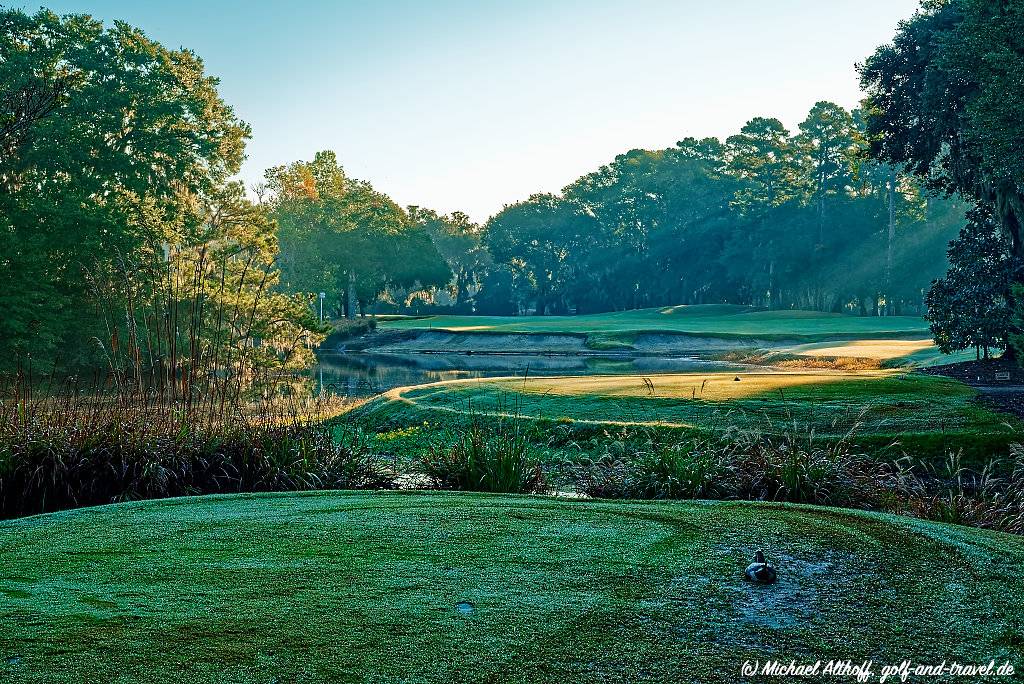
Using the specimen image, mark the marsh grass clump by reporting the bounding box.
[569,420,900,506]
[893,450,1024,535]
[722,421,905,507]
[565,418,1024,534]
[419,417,547,494]
[570,432,729,499]
[0,400,391,518]
[0,247,379,520]
[0,233,378,518]
[323,317,378,345]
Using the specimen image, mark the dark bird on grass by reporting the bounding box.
[734,376,741,382]
[745,550,777,584]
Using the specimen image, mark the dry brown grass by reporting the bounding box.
[775,356,883,371]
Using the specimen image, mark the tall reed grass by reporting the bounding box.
[0,241,362,519]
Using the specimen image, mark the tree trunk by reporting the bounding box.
[454,268,467,306]
[347,271,357,320]
[884,171,897,316]
[817,189,825,247]
[994,186,1024,264]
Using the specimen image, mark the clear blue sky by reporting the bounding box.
[30,0,919,221]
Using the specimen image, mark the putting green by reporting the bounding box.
[781,338,980,367]
[787,339,935,360]
[1,492,1021,683]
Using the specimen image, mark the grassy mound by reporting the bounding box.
[362,371,1016,460]
[1,492,1022,683]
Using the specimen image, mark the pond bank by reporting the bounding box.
[332,329,798,356]
[321,327,956,375]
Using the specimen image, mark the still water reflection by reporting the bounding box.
[313,352,746,399]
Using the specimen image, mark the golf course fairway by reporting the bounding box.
[1,492,1021,683]
[379,306,932,340]
[367,371,1014,447]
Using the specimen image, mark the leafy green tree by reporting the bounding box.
[724,118,807,307]
[795,102,860,246]
[260,151,345,310]
[0,8,250,369]
[409,208,490,309]
[726,118,805,215]
[560,141,738,311]
[473,266,520,315]
[860,0,1024,262]
[484,194,596,315]
[266,152,450,317]
[925,206,1012,359]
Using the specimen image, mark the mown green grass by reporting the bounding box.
[380,304,931,341]
[782,339,978,367]
[358,371,1017,462]
[1,492,1022,683]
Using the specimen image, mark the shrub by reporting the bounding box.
[894,450,1024,535]
[0,370,390,518]
[323,317,378,345]
[722,424,905,507]
[570,434,729,499]
[568,422,901,507]
[419,420,546,494]
[565,421,1024,535]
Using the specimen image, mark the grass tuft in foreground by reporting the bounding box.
[419,417,547,494]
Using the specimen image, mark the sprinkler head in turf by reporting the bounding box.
[744,550,777,584]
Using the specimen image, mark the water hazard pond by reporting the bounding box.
[312,352,747,399]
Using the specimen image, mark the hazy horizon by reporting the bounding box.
[33,0,920,221]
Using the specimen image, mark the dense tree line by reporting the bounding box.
[275,105,966,320]
[7,0,1022,371]
[466,107,965,316]
[348,0,1019,336]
